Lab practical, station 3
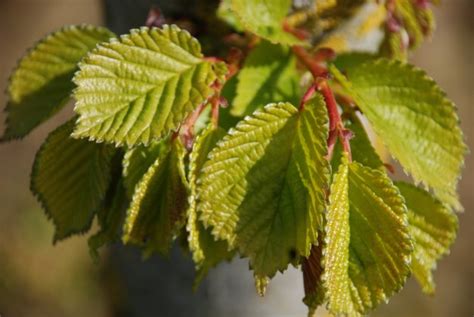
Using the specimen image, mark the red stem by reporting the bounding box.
[292,46,329,79]
[292,45,352,160]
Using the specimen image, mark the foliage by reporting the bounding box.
[1,1,466,316]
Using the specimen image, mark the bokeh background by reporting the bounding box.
[0,1,472,316]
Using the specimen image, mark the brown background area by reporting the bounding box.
[0,1,472,316]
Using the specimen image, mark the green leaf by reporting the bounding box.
[31,119,116,242]
[122,139,169,197]
[186,125,234,288]
[122,138,188,256]
[231,0,303,45]
[217,0,244,32]
[396,182,458,294]
[323,157,412,316]
[330,59,466,211]
[88,178,128,260]
[197,98,330,277]
[2,25,114,141]
[73,25,225,146]
[231,40,300,117]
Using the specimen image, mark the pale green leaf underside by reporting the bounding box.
[231,0,303,45]
[323,157,412,316]
[2,25,114,140]
[396,182,458,294]
[73,25,220,146]
[198,98,329,276]
[331,59,466,211]
[122,139,188,256]
[31,119,115,241]
[187,125,234,287]
[232,40,300,116]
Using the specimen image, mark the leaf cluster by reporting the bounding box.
[1,1,466,316]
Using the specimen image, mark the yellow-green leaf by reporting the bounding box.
[187,125,234,288]
[73,25,225,146]
[122,139,168,197]
[197,98,330,277]
[331,59,466,211]
[232,40,300,116]
[323,157,412,316]
[396,182,458,294]
[2,25,114,140]
[231,0,304,45]
[31,119,116,241]
[122,138,188,256]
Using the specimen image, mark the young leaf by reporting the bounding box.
[187,125,234,287]
[73,25,226,146]
[323,157,412,316]
[122,138,188,256]
[331,59,466,211]
[197,98,330,277]
[2,25,114,140]
[122,139,168,197]
[31,119,116,242]
[231,0,303,45]
[232,40,300,116]
[396,182,458,294]
[88,178,128,259]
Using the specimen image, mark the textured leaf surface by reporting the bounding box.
[187,125,234,287]
[122,139,188,256]
[73,25,224,146]
[231,0,303,45]
[323,157,412,316]
[122,139,168,197]
[198,98,330,276]
[331,59,466,210]
[396,182,458,294]
[31,119,116,241]
[232,40,300,116]
[2,25,114,140]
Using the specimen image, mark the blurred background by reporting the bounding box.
[0,0,472,316]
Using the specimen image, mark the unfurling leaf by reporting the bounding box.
[197,98,330,277]
[232,40,300,116]
[31,119,116,242]
[122,138,188,256]
[331,59,466,210]
[323,156,412,316]
[187,125,234,288]
[73,25,226,146]
[2,25,114,140]
[231,0,303,45]
[396,182,458,294]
